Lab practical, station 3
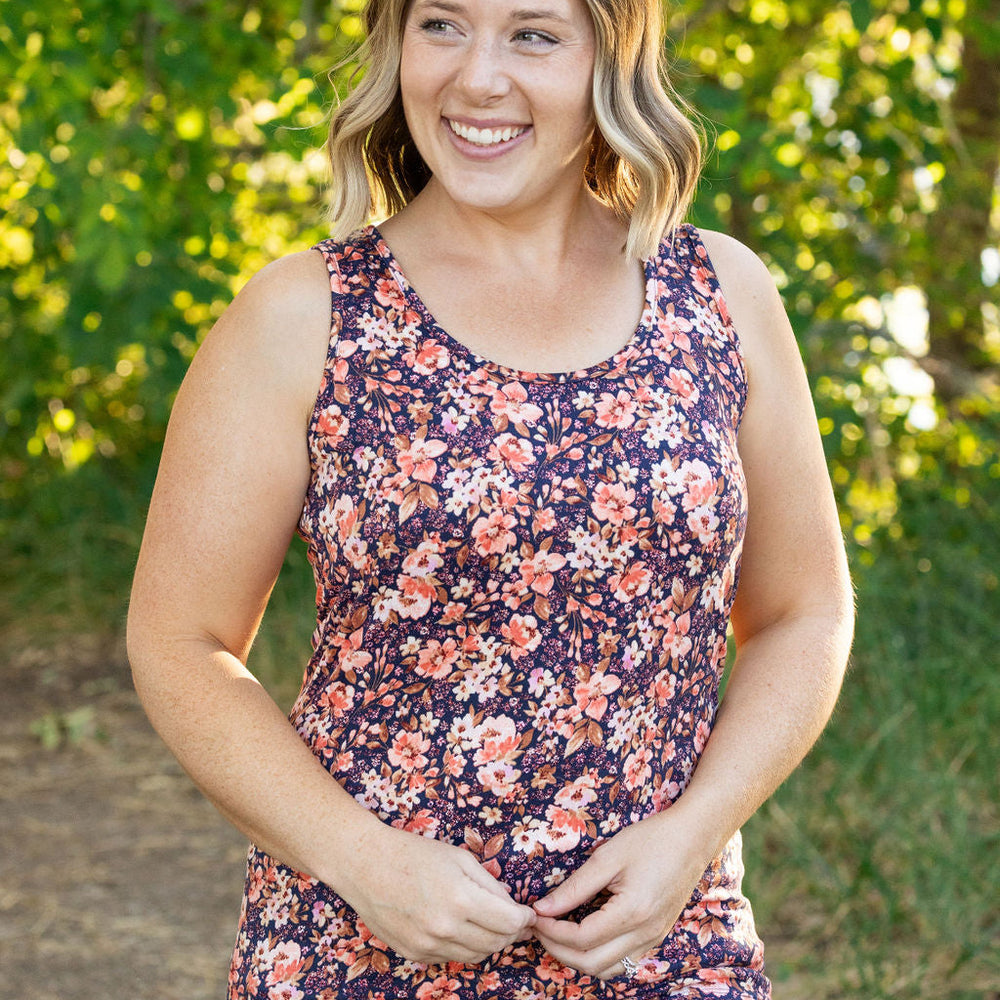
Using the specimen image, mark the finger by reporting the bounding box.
[532,855,613,918]
[442,920,524,960]
[533,903,624,950]
[532,931,644,982]
[462,879,537,937]
[460,855,517,900]
[457,857,537,930]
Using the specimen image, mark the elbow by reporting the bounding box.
[125,595,158,704]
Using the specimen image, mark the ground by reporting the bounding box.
[1,636,247,1000]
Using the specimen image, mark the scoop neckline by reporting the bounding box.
[366,224,661,385]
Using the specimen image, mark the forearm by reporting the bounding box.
[665,605,853,858]
[129,635,381,895]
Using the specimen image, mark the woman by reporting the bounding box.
[128,0,853,996]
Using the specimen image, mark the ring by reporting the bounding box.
[620,955,639,978]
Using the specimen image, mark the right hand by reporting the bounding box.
[338,822,537,965]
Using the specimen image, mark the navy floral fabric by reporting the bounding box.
[228,224,770,999]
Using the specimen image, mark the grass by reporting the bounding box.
[742,474,1000,998]
[3,456,997,999]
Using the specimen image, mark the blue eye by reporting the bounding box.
[419,18,454,35]
[514,29,558,47]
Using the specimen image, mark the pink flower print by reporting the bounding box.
[687,504,721,545]
[573,671,621,721]
[416,638,460,679]
[679,468,718,512]
[332,495,358,542]
[653,669,677,705]
[397,437,447,483]
[662,457,714,499]
[592,482,637,526]
[266,941,306,987]
[374,276,407,311]
[658,310,693,353]
[476,760,522,799]
[342,536,369,571]
[488,432,535,472]
[442,748,466,776]
[652,778,682,813]
[691,264,714,298]
[665,367,700,408]
[540,806,587,852]
[478,972,502,992]
[510,820,543,854]
[416,976,463,1000]
[694,719,712,754]
[395,575,436,619]
[404,340,451,375]
[267,986,304,1000]
[519,548,567,595]
[319,680,355,719]
[553,773,598,810]
[315,404,349,442]
[609,561,651,603]
[388,730,431,772]
[594,389,636,430]
[536,951,575,983]
[652,495,677,526]
[471,510,517,556]
[501,613,542,661]
[623,747,653,790]
[402,538,445,577]
[533,506,557,533]
[473,714,520,763]
[663,612,693,659]
[692,967,741,995]
[399,808,440,837]
[332,628,372,673]
[449,712,478,749]
[488,382,543,424]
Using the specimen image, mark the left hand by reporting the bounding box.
[530,807,714,980]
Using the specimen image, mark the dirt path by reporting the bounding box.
[1,637,248,1000]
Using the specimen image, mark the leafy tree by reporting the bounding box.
[1,1,996,994]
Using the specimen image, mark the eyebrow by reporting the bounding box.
[413,0,572,23]
[511,7,572,22]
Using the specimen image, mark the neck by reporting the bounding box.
[392,178,621,271]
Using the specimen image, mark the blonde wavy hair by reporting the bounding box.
[326,0,703,260]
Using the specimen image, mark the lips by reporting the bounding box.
[447,119,529,146]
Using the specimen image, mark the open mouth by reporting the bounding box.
[447,119,529,146]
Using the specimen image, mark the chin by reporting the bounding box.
[433,175,541,215]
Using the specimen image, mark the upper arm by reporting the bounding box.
[699,230,852,642]
[128,249,334,663]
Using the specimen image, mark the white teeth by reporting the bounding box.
[448,120,527,145]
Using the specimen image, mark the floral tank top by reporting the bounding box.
[228,224,771,999]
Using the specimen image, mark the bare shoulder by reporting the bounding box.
[695,227,797,386]
[213,248,333,367]
[188,248,334,420]
[696,229,782,321]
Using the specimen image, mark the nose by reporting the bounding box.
[453,38,511,104]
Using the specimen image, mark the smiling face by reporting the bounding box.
[399,0,597,219]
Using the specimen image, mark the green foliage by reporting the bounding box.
[1,0,359,595]
[1,0,998,995]
[30,704,105,749]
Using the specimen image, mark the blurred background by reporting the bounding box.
[1,0,997,997]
